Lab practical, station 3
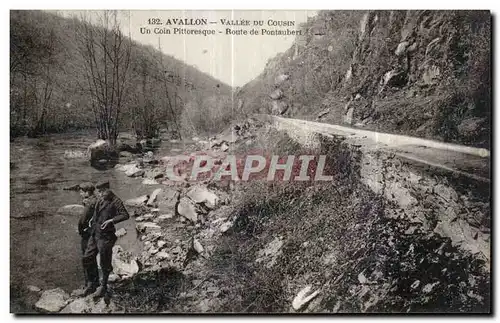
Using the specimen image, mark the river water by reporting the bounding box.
[10,130,189,310]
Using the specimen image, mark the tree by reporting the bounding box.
[10,12,58,136]
[76,11,131,145]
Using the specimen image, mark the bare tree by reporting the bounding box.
[76,11,131,145]
[10,17,57,136]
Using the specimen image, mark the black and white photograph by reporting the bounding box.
[8,9,491,314]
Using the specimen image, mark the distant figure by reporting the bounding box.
[76,180,130,298]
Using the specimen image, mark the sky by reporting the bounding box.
[56,10,318,87]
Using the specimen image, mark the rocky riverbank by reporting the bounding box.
[25,117,490,313]
[28,120,260,313]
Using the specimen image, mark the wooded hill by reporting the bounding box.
[10,10,233,139]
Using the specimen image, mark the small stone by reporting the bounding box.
[142,178,158,185]
[292,285,319,311]
[125,195,149,207]
[158,240,167,248]
[120,151,133,158]
[27,285,42,293]
[422,282,439,294]
[193,239,204,254]
[136,222,161,233]
[411,280,420,290]
[158,214,173,220]
[115,228,127,238]
[147,188,162,206]
[156,251,170,260]
[358,271,368,284]
[108,273,120,283]
[125,165,145,177]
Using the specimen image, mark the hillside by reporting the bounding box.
[10,10,232,138]
[235,10,491,148]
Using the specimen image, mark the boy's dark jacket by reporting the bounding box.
[78,191,129,238]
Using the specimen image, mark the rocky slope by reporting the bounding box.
[235,10,491,148]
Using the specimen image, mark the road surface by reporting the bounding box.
[264,115,490,183]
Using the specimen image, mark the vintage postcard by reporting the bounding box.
[9,9,491,314]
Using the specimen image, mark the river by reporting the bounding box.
[9,130,189,311]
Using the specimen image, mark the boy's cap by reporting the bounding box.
[95,180,110,189]
[79,182,95,192]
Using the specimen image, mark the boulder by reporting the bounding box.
[382,69,407,88]
[115,163,137,172]
[255,237,283,268]
[35,288,70,313]
[136,222,161,233]
[61,297,118,314]
[193,238,204,254]
[395,41,409,56]
[119,151,134,158]
[177,197,198,223]
[115,228,127,238]
[157,188,180,213]
[125,195,149,207]
[147,188,163,206]
[109,273,120,283]
[157,214,174,222]
[143,213,156,220]
[156,251,170,260]
[145,169,165,180]
[125,165,145,177]
[60,298,92,314]
[220,221,233,233]
[274,74,290,85]
[56,204,85,217]
[187,186,220,209]
[271,100,289,115]
[457,117,486,137]
[87,139,118,162]
[111,245,139,277]
[269,88,284,100]
[142,178,159,185]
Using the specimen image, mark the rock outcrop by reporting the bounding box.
[236,10,491,147]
